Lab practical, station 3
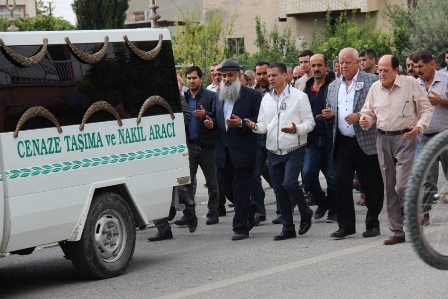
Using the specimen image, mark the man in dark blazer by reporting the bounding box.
[204,58,262,240]
[322,47,384,239]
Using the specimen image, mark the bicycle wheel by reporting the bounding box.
[405,130,448,270]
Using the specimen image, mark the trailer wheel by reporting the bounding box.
[67,192,136,279]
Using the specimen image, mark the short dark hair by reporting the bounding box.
[407,54,414,61]
[243,73,249,82]
[255,61,270,68]
[212,62,219,67]
[444,49,448,55]
[185,66,203,78]
[322,55,328,66]
[327,69,336,81]
[268,62,287,74]
[391,55,400,69]
[412,50,433,64]
[360,48,377,59]
[299,50,314,58]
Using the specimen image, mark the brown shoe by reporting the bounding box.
[357,194,366,206]
[383,236,405,245]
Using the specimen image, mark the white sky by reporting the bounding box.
[44,0,76,25]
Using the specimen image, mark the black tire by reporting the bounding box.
[67,192,136,279]
[405,130,448,270]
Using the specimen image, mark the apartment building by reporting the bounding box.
[0,0,37,19]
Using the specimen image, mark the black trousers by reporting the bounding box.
[217,148,255,235]
[334,133,384,231]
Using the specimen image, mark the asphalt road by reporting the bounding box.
[1,172,448,299]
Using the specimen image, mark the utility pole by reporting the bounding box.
[48,1,52,16]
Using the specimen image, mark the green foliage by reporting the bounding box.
[0,15,75,31]
[73,0,129,29]
[309,10,395,61]
[403,0,448,61]
[237,16,301,66]
[36,0,50,15]
[383,2,410,58]
[172,7,236,69]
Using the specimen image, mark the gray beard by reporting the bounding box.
[218,79,241,102]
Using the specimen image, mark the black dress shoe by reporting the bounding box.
[274,230,297,241]
[188,216,198,233]
[272,215,282,224]
[362,227,380,237]
[298,209,313,235]
[330,228,356,239]
[206,213,219,225]
[254,215,266,226]
[148,230,173,242]
[248,213,256,231]
[231,233,249,241]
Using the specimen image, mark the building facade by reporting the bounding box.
[127,0,407,55]
[0,0,37,19]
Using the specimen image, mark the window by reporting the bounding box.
[0,6,24,19]
[227,38,245,55]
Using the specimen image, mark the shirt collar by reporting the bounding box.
[270,84,290,98]
[185,86,203,99]
[419,70,442,85]
[380,74,401,90]
[342,70,359,84]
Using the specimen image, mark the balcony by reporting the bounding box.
[279,0,379,18]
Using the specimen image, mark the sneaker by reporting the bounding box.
[326,212,337,223]
[174,216,188,227]
[314,207,327,220]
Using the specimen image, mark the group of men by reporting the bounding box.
[148,47,448,245]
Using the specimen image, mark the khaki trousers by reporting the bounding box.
[376,134,417,237]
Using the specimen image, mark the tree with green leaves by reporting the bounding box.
[309,10,395,61]
[0,15,75,31]
[403,0,448,61]
[72,0,129,29]
[237,16,301,66]
[172,8,236,71]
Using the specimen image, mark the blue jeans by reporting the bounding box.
[302,136,337,212]
[268,147,312,232]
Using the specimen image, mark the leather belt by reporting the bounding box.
[378,128,411,136]
[269,144,304,155]
[422,132,439,137]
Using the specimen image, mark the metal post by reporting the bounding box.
[148,0,161,28]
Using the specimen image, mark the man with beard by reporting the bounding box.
[295,50,314,91]
[360,48,378,75]
[413,50,448,227]
[204,58,261,240]
[245,62,315,240]
[302,54,338,223]
[406,55,418,79]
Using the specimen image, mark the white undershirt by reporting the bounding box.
[223,100,235,131]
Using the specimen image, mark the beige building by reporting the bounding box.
[0,0,37,19]
[128,0,408,54]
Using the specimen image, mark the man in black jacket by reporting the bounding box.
[173,66,220,226]
[302,54,338,223]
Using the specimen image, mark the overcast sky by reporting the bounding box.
[45,0,76,25]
